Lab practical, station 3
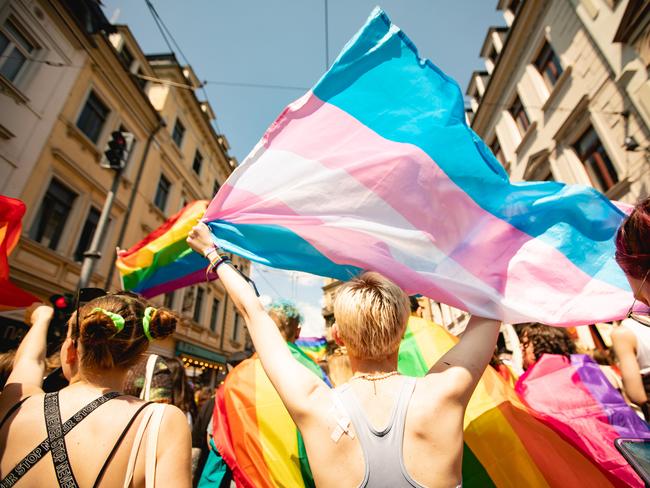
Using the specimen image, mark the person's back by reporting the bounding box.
[0,294,191,487]
[294,371,466,487]
[187,223,500,488]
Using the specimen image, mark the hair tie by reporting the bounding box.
[91,308,125,333]
[142,307,156,341]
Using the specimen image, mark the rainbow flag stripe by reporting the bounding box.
[203,8,635,326]
[295,336,328,363]
[116,200,210,297]
[0,196,39,310]
[213,343,329,488]
[398,317,644,487]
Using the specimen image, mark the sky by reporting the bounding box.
[101,1,505,336]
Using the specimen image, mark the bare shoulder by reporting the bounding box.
[611,326,637,348]
[159,404,190,433]
[0,383,43,417]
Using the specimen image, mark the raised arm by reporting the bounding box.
[425,315,500,403]
[187,223,327,420]
[4,304,53,390]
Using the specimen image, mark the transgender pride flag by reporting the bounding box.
[204,8,635,326]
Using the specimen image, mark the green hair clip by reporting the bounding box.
[91,307,125,333]
[142,306,156,342]
[267,299,303,324]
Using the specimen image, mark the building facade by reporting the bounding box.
[0,0,248,383]
[466,0,649,203]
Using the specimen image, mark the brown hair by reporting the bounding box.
[520,323,576,362]
[615,197,650,279]
[70,292,178,370]
[268,309,301,342]
[334,272,409,360]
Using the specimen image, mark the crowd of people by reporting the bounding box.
[0,196,648,487]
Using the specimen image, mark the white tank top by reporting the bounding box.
[622,318,650,374]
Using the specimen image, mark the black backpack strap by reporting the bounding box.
[44,392,79,488]
[0,391,120,488]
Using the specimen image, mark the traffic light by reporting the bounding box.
[102,130,133,169]
[48,293,75,350]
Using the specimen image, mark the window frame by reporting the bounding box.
[76,89,110,144]
[534,41,563,89]
[29,178,77,251]
[509,95,530,136]
[192,149,203,175]
[171,118,185,147]
[193,287,204,323]
[154,173,171,212]
[74,206,101,262]
[209,298,221,332]
[573,126,619,192]
[0,16,37,85]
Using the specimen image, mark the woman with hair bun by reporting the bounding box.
[611,196,650,420]
[0,292,191,487]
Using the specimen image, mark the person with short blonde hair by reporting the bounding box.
[188,223,500,488]
[334,272,409,360]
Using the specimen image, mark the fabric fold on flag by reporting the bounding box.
[116,200,210,297]
[0,196,39,310]
[212,343,330,488]
[398,317,640,487]
[203,8,633,325]
[515,353,650,487]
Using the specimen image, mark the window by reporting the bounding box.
[232,313,241,342]
[74,206,101,261]
[77,91,110,143]
[509,0,521,14]
[29,179,77,250]
[509,95,530,135]
[487,46,498,64]
[172,118,185,147]
[573,126,619,192]
[193,287,204,323]
[135,68,147,90]
[212,180,221,196]
[490,137,505,166]
[164,291,175,309]
[192,150,203,175]
[181,286,195,315]
[209,298,220,332]
[0,17,36,83]
[535,41,563,88]
[118,45,134,70]
[154,174,170,211]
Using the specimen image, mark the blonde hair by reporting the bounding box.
[333,272,409,360]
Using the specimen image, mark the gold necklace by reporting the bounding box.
[352,371,400,394]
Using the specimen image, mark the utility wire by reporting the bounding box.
[144,0,223,132]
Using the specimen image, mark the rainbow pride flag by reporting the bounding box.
[295,336,328,363]
[213,342,329,488]
[516,353,650,487]
[399,316,646,487]
[0,196,39,310]
[116,200,210,297]
[203,8,635,326]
